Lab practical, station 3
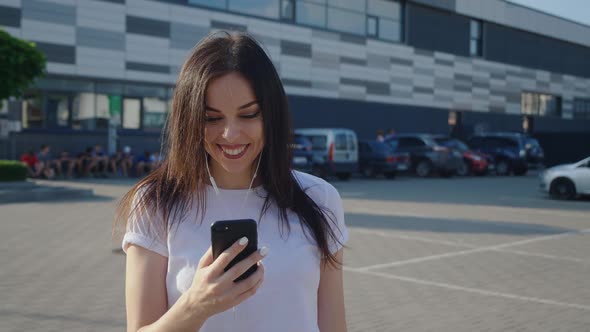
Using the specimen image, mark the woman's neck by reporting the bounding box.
[209,165,261,190]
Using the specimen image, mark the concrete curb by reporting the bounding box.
[0,182,94,204]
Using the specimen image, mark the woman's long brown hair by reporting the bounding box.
[113,32,344,268]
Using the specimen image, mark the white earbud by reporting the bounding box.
[205,149,263,199]
[205,153,220,195]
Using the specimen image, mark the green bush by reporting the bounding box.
[0,160,27,181]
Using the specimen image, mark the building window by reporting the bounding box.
[328,0,364,12]
[72,93,97,130]
[367,0,402,42]
[21,93,44,129]
[96,94,113,129]
[281,0,295,21]
[521,92,562,117]
[228,0,280,19]
[367,15,378,37]
[327,6,365,35]
[123,98,141,130]
[573,98,590,119]
[379,17,401,42]
[46,94,70,128]
[143,97,168,131]
[187,0,227,10]
[470,19,482,57]
[0,100,8,115]
[296,1,326,28]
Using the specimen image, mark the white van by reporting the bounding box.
[294,128,358,180]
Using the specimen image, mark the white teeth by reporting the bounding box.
[221,145,246,156]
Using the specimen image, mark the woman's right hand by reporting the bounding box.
[186,238,267,320]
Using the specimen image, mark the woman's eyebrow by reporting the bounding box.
[205,100,259,112]
[204,106,220,112]
[238,100,258,109]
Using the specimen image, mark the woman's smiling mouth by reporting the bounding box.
[218,144,249,159]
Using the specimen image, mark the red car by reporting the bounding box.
[434,137,494,176]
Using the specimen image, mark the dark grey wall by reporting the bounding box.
[406,3,470,57]
[406,3,590,79]
[485,22,590,78]
[290,95,453,139]
[288,95,590,139]
[0,5,21,27]
[409,0,455,12]
[7,130,161,160]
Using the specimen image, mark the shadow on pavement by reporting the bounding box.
[345,212,574,236]
[334,175,590,213]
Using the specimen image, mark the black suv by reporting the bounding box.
[358,140,410,179]
[385,134,461,177]
[467,133,544,176]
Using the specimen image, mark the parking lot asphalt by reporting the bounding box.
[1,172,589,331]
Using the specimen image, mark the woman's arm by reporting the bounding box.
[126,240,267,332]
[126,245,207,332]
[318,249,347,332]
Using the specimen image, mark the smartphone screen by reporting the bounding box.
[211,219,258,282]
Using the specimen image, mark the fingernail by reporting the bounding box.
[239,237,248,246]
[259,246,269,257]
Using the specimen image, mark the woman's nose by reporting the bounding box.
[222,120,240,142]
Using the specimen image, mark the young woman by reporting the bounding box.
[115,32,348,332]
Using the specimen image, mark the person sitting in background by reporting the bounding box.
[86,144,109,178]
[35,145,56,179]
[385,128,396,140]
[76,147,94,177]
[150,151,163,170]
[134,150,153,178]
[55,151,77,179]
[376,129,385,142]
[20,150,38,178]
[109,149,124,177]
[109,147,132,177]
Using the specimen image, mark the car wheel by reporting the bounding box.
[550,178,576,200]
[456,160,470,176]
[496,160,510,176]
[336,173,351,181]
[384,171,396,179]
[514,167,528,176]
[415,160,432,177]
[362,166,376,178]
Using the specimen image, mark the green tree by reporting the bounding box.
[0,29,46,108]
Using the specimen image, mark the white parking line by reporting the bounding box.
[494,248,589,264]
[349,228,476,248]
[349,228,590,264]
[354,228,590,271]
[344,268,590,311]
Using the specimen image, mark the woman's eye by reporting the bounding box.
[205,117,222,122]
[241,111,261,119]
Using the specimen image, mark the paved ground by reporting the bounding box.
[1,173,589,331]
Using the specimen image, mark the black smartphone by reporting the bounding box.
[211,219,258,282]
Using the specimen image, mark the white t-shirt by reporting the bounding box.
[122,170,349,332]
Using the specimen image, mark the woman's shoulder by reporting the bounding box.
[291,170,341,205]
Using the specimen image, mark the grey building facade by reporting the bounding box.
[0,0,589,159]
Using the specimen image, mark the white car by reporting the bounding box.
[540,156,590,199]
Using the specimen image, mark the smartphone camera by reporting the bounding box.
[213,225,230,232]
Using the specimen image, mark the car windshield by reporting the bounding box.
[294,135,310,146]
[434,137,469,151]
[304,135,327,150]
[451,140,469,151]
